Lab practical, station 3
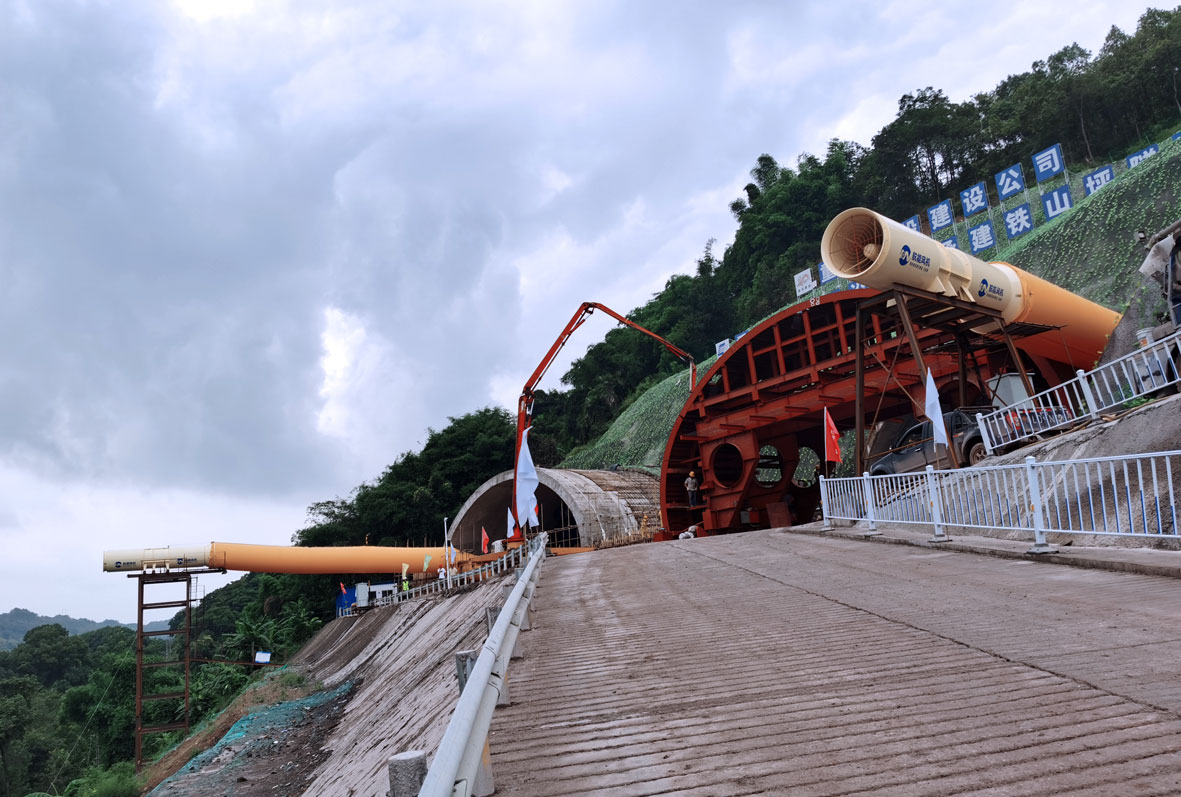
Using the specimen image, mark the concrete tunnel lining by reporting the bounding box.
[450,468,660,550]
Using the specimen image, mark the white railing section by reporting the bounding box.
[821,451,1181,553]
[977,331,1181,453]
[335,542,532,617]
[403,533,546,797]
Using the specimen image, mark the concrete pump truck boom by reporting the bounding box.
[511,302,696,536]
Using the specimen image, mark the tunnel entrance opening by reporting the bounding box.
[451,468,661,553]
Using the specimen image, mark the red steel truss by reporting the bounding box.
[658,289,1074,537]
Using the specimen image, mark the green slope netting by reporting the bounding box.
[561,143,1181,470]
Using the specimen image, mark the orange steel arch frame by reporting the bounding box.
[657,290,1081,537]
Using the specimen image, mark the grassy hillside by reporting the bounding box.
[563,140,1181,470]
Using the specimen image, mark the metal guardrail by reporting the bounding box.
[821,451,1181,553]
[977,330,1181,453]
[335,543,531,618]
[388,533,547,797]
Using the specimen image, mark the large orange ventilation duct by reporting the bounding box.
[820,208,1121,367]
[102,542,485,575]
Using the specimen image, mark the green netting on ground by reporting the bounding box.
[563,145,1180,470]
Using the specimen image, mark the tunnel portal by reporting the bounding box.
[450,468,660,552]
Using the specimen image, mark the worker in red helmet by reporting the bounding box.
[684,471,700,508]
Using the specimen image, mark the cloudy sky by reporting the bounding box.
[0,0,1148,623]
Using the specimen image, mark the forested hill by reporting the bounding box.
[0,607,133,651]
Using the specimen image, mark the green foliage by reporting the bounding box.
[63,761,140,797]
[0,609,131,653]
[189,663,250,719]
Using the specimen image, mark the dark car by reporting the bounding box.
[869,406,994,476]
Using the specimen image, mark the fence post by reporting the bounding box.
[926,465,949,543]
[862,473,880,535]
[388,751,428,797]
[1076,368,1101,419]
[454,649,478,694]
[518,583,533,631]
[1025,455,1058,554]
[820,476,833,531]
[976,412,993,456]
[472,740,496,797]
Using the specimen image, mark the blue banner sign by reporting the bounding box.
[1004,203,1035,240]
[968,220,995,254]
[1032,143,1065,182]
[927,199,954,232]
[1126,145,1159,169]
[902,215,921,232]
[960,182,988,218]
[818,262,837,284]
[1083,165,1115,196]
[941,235,958,249]
[994,164,1026,201]
[1041,184,1073,221]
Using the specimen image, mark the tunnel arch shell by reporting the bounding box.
[451,468,660,551]
[658,288,1084,536]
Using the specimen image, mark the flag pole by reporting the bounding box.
[443,516,452,590]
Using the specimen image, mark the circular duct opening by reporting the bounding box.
[826,213,883,276]
[711,443,744,488]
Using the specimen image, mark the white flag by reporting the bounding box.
[506,506,515,538]
[515,427,541,528]
[925,368,948,447]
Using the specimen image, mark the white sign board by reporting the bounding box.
[715,339,731,356]
[794,268,817,296]
[254,651,272,664]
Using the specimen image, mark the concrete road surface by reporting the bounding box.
[490,529,1181,796]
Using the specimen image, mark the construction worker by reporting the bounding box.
[685,471,700,508]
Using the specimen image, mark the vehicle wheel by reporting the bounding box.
[967,441,987,466]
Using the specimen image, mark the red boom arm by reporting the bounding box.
[512,302,696,533]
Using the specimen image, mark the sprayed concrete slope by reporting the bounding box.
[150,576,508,796]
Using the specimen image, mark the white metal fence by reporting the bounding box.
[821,450,1181,552]
[406,533,547,797]
[335,542,533,617]
[977,330,1181,453]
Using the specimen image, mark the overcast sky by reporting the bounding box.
[0,0,1148,623]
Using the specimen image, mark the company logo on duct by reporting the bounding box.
[898,245,931,272]
[978,279,1004,301]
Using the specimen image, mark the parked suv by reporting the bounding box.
[869,406,994,476]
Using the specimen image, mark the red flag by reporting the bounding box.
[481,526,490,554]
[339,582,346,595]
[823,407,842,463]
